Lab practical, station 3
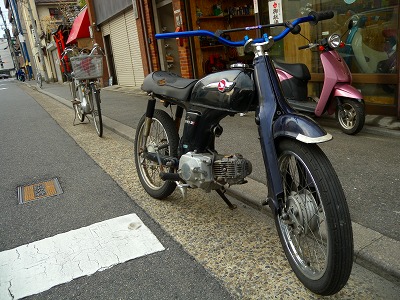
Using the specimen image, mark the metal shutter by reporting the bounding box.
[125,10,144,86]
[102,23,110,35]
[109,13,134,86]
[107,9,144,87]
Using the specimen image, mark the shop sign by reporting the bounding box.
[268,0,283,24]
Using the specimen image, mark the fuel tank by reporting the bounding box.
[190,69,255,113]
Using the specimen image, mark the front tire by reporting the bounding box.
[336,98,365,135]
[74,84,85,122]
[275,139,353,296]
[37,74,42,89]
[134,109,179,199]
[90,85,103,137]
[73,103,85,122]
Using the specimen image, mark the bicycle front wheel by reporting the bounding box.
[274,139,353,296]
[90,84,103,137]
[74,84,85,122]
[36,74,42,89]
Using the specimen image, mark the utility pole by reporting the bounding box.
[0,10,19,71]
[9,0,32,79]
[25,0,48,82]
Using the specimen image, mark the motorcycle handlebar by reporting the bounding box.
[308,11,334,25]
[298,43,319,50]
[298,44,310,50]
[155,11,334,46]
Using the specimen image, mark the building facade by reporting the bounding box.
[128,0,399,118]
[6,1,398,118]
[0,37,15,70]
[90,0,145,87]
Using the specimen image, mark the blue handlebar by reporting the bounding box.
[155,15,316,47]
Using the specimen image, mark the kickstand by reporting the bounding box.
[216,189,237,210]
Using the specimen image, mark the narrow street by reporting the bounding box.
[1,80,399,299]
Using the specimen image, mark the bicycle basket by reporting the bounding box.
[70,55,103,80]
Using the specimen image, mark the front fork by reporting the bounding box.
[254,54,292,214]
[142,96,184,148]
[142,97,156,148]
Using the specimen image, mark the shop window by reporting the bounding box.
[49,8,63,21]
[258,0,399,108]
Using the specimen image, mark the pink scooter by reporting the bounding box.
[274,32,365,135]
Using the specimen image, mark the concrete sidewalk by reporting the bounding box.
[27,80,400,285]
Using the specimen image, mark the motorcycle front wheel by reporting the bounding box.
[134,109,179,199]
[336,98,365,135]
[275,139,353,296]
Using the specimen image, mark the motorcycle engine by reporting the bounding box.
[178,152,252,191]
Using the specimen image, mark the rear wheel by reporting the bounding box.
[134,109,179,199]
[90,85,103,137]
[275,139,353,296]
[336,98,365,135]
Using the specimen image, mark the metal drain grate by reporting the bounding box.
[18,178,63,204]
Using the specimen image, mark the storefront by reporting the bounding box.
[150,0,398,117]
[257,0,399,117]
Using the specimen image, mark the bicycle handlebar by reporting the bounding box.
[90,43,105,55]
[61,44,104,59]
[155,11,334,46]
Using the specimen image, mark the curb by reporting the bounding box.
[30,82,400,285]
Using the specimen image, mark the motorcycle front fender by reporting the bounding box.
[273,113,332,144]
[333,83,363,99]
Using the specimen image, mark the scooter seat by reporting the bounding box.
[273,61,311,81]
[141,71,198,102]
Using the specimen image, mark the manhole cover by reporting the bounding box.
[18,178,63,204]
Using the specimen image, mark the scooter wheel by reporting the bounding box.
[336,98,365,135]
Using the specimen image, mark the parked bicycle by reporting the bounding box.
[36,71,43,89]
[61,44,104,137]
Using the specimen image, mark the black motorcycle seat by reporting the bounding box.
[141,71,198,102]
[273,61,311,81]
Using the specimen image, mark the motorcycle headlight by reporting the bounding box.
[328,34,341,49]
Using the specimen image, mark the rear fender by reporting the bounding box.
[273,114,332,144]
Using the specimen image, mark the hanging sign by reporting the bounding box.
[253,0,259,14]
[268,0,283,24]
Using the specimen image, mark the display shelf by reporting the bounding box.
[198,14,255,21]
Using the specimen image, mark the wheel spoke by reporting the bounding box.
[134,110,179,199]
[279,151,329,279]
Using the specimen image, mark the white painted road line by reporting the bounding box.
[0,214,165,300]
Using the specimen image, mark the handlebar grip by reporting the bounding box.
[308,11,334,25]
[298,44,310,50]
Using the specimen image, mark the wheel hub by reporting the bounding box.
[285,191,319,235]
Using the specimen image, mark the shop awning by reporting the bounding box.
[66,7,90,44]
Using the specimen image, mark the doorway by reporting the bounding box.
[154,0,181,75]
[104,34,118,85]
